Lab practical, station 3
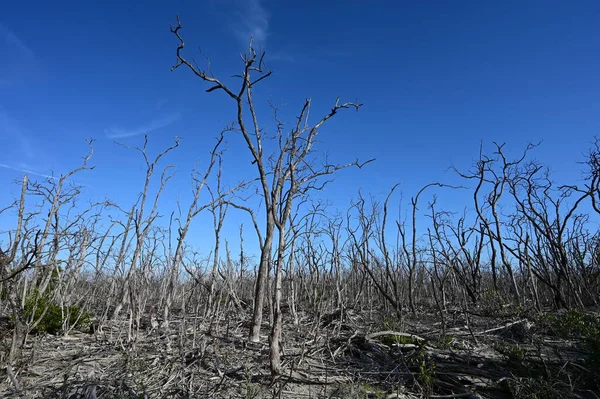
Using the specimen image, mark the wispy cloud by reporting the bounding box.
[0,24,34,58]
[231,0,270,48]
[0,163,56,180]
[104,112,182,139]
[0,23,38,86]
[156,99,169,110]
[0,106,34,159]
[227,1,295,63]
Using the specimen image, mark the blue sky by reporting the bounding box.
[1,1,600,258]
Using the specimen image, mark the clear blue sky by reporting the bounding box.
[1,1,599,258]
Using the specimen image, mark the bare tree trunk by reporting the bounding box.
[269,229,286,375]
[111,136,180,321]
[250,226,273,342]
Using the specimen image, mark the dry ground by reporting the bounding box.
[1,305,599,398]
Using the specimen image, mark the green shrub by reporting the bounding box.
[24,288,91,335]
[542,310,600,368]
[543,310,598,339]
[435,334,454,349]
[495,342,527,363]
[382,315,400,331]
[380,334,416,346]
[416,356,436,397]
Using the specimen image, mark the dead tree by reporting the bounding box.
[425,198,458,327]
[110,135,179,322]
[584,137,600,214]
[170,16,373,378]
[0,174,30,366]
[394,182,462,314]
[161,133,228,327]
[452,142,529,304]
[508,157,588,309]
[322,212,348,311]
[1,141,94,390]
[347,192,403,317]
[205,150,230,321]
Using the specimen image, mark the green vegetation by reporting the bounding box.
[543,310,598,339]
[495,342,527,363]
[382,315,401,331]
[24,288,91,335]
[417,357,436,397]
[328,383,388,399]
[358,384,387,398]
[435,334,454,349]
[21,269,91,335]
[380,334,416,346]
[541,309,600,366]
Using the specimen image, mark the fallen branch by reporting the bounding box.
[476,319,529,336]
[365,330,426,342]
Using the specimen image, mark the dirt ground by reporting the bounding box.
[1,305,598,398]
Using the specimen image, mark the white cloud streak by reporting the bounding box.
[104,112,182,139]
[232,0,270,47]
[228,1,294,63]
[0,163,56,180]
[0,24,34,58]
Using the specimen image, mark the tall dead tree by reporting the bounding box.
[1,141,94,391]
[170,16,373,375]
[453,143,531,304]
[508,156,588,309]
[110,135,179,321]
[1,174,30,366]
[162,133,227,327]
